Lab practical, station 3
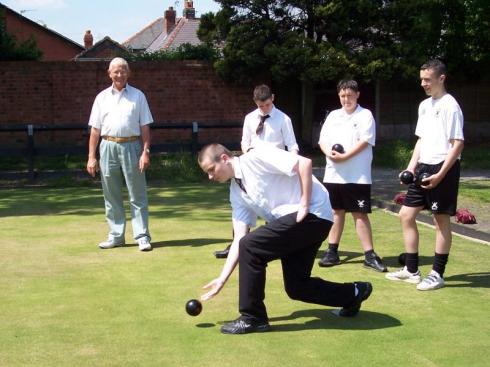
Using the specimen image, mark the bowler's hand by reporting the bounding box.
[139,152,150,172]
[201,278,225,301]
[421,173,441,190]
[296,205,309,223]
[328,150,347,162]
[86,158,98,177]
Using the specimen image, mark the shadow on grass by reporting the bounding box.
[0,183,229,218]
[150,238,230,248]
[445,272,490,288]
[315,250,436,269]
[268,309,401,332]
[211,309,401,333]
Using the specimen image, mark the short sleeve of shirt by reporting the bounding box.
[138,91,153,126]
[358,109,376,146]
[446,106,464,141]
[88,93,103,129]
[318,112,334,145]
[230,183,257,227]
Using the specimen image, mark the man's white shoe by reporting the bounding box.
[98,239,124,249]
[417,270,445,291]
[385,266,421,284]
[137,237,152,251]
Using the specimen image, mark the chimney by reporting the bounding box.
[83,30,93,49]
[183,0,196,19]
[164,6,176,34]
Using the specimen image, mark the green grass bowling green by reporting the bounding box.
[0,183,488,366]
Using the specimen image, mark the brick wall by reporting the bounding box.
[0,60,254,150]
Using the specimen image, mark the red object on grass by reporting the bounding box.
[455,208,477,224]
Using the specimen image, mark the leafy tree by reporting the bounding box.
[197,1,490,142]
[124,43,219,61]
[199,0,490,83]
[0,8,42,61]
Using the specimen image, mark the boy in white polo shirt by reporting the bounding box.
[198,144,373,334]
[386,59,464,291]
[317,80,387,272]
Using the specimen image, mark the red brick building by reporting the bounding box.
[1,3,84,61]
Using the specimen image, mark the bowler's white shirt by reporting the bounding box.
[241,106,299,152]
[416,93,464,164]
[89,84,153,137]
[230,146,333,227]
[319,105,375,184]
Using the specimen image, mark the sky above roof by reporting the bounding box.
[1,0,220,45]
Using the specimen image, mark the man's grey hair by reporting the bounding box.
[108,57,130,71]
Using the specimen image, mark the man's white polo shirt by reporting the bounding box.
[230,146,333,227]
[89,84,153,137]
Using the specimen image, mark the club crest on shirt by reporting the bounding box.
[357,200,365,208]
[434,108,441,118]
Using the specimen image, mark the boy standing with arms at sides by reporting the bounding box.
[241,84,299,154]
[386,60,464,290]
[317,80,387,272]
[213,84,299,259]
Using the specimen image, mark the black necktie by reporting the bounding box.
[235,178,247,193]
[256,114,270,135]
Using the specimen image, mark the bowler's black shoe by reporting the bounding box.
[318,248,341,267]
[339,282,373,317]
[363,252,388,272]
[214,244,231,259]
[221,316,270,334]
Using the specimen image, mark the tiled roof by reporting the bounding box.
[74,37,128,60]
[123,18,165,51]
[164,18,201,49]
[123,17,201,53]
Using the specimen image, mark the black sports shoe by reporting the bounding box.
[214,244,231,259]
[363,252,388,272]
[318,248,341,267]
[338,282,373,317]
[221,316,270,334]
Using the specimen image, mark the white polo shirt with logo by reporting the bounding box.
[416,93,464,164]
[229,146,333,227]
[318,104,375,184]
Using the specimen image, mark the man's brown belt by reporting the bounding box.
[102,136,139,143]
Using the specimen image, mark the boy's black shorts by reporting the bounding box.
[403,160,460,216]
[324,183,372,213]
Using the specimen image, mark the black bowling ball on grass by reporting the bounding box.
[185,299,202,316]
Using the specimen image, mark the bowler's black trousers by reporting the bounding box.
[238,212,356,322]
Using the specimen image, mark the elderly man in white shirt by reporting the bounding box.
[86,57,153,251]
[198,143,373,334]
